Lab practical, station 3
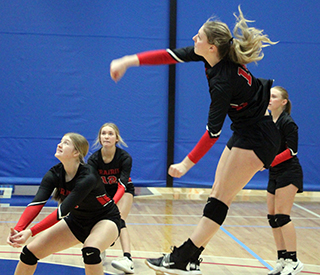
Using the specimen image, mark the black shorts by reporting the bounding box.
[227,116,280,168]
[268,162,303,195]
[64,205,121,243]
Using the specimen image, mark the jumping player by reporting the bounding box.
[267,86,304,275]
[110,6,280,275]
[7,133,121,275]
[88,122,135,274]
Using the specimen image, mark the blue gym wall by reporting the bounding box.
[0,0,319,191]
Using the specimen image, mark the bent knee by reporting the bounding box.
[20,246,39,265]
[82,247,101,265]
[203,197,229,225]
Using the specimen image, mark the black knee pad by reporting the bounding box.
[82,247,101,265]
[120,218,126,229]
[203,197,229,226]
[20,246,39,265]
[275,214,291,227]
[267,214,279,228]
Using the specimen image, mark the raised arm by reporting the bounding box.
[110,54,140,82]
[110,48,198,82]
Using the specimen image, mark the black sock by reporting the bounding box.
[172,238,199,262]
[124,252,132,261]
[277,250,287,259]
[190,246,205,262]
[287,251,297,262]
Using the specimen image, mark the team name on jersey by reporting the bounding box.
[98,168,120,176]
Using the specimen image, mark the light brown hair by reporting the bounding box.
[203,5,278,64]
[273,86,292,114]
[52,132,89,203]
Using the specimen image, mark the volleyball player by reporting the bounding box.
[267,86,304,275]
[110,6,280,274]
[88,122,135,274]
[7,133,121,275]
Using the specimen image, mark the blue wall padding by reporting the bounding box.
[1,1,319,191]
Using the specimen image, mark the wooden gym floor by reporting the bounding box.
[0,187,319,274]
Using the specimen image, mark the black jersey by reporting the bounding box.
[269,111,302,176]
[87,147,133,198]
[169,46,271,137]
[33,163,114,218]
[14,163,119,235]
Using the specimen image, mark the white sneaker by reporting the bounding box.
[268,258,286,275]
[280,259,304,275]
[111,256,135,274]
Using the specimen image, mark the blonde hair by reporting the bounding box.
[93,122,128,148]
[203,5,278,64]
[273,86,292,115]
[65,132,89,164]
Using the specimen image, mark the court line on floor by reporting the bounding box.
[2,208,319,220]
[294,203,320,218]
[1,220,320,230]
[219,226,273,270]
[1,248,319,274]
[0,250,272,273]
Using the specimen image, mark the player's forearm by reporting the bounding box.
[121,54,140,67]
[181,155,196,171]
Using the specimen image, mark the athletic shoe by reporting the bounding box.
[111,256,134,274]
[145,248,202,275]
[268,258,286,275]
[189,258,202,273]
[280,259,304,275]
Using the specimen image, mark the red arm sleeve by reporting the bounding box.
[188,131,218,164]
[113,182,125,204]
[270,148,293,167]
[29,209,59,236]
[14,204,44,232]
[137,50,179,65]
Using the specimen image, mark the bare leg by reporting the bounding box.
[117,193,134,254]
[146,147,266,273]
[267,192,286,251]
[119,227,131,254]
[84,220,118,275]
[14,262,37,275]
[14,220,80,275]
[190,146,264,247]
[274,184,298,252]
